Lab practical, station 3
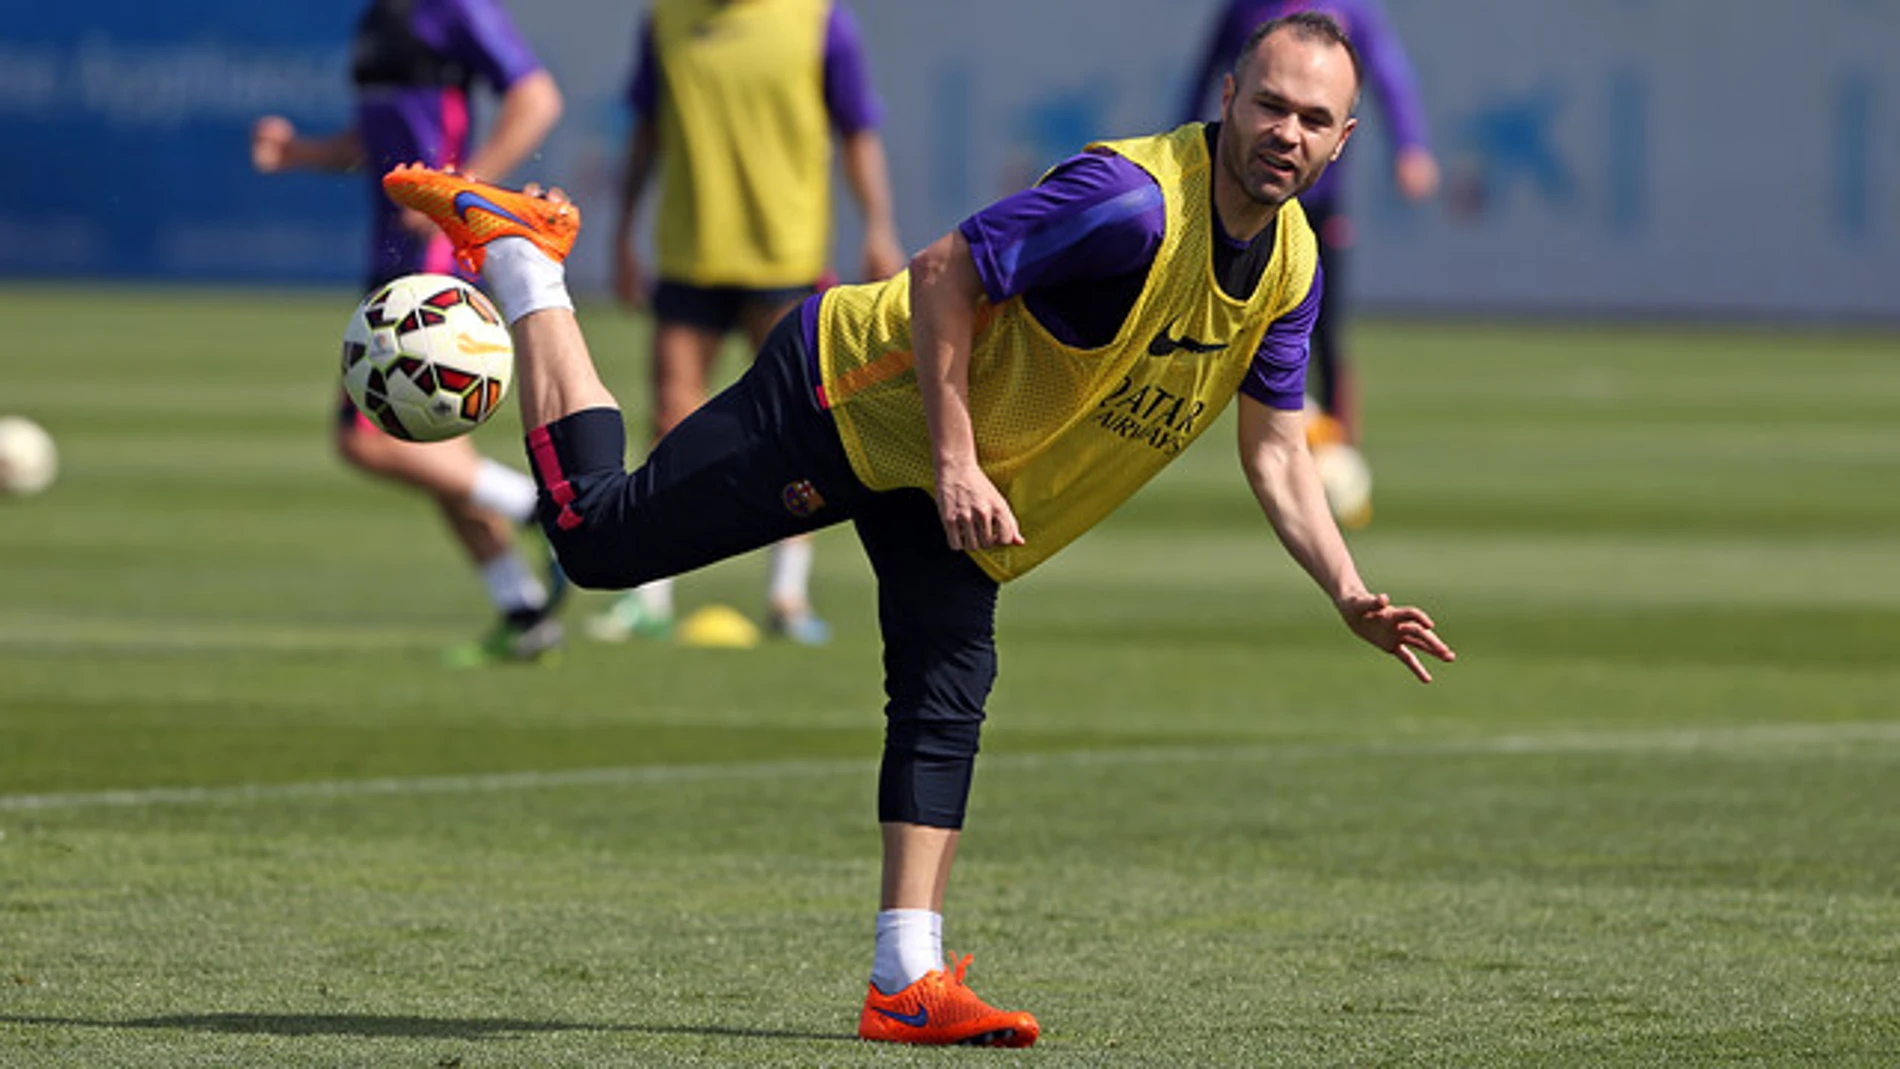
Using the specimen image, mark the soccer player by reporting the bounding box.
[386,13,1453,1045]
[251,0,568,665]
[1182,0,1439,451]
[591,0,905,645]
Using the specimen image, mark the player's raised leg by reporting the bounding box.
[382,164,614,430]
[382,164,856,596]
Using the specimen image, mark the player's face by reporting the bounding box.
[1218,31,1359,208]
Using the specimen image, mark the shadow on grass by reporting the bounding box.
[2,1012,854,1043]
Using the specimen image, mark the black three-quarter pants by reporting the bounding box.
[524,310,998,829]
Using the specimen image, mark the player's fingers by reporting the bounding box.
[1396,620,1455,660]
[1396,646,1433,683]
[985,509,1009,548]
[546,185,571,205]
[1001,509,1025,546]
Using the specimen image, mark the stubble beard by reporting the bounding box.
[1217,132,1285,212]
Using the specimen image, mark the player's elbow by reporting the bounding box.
[542,535,624,591]
[908,232,980,304]
[513,70,565,128]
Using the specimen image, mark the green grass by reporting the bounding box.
[2,286,1898,1066]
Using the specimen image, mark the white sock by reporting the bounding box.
[481,550,547,615]
[469,458,539,525]
[484,236,574,326]
[870,909,943,995]
[635,577,674,616]
[768,538,814,612]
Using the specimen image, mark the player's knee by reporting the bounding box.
[334,424,402,475]
[885,714,985,760]
[881,632,997,726]
[537,522,633,590]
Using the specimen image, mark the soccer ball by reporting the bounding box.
[1313,442,1373,530]
[0,416,57,497]
[340,274,513,442]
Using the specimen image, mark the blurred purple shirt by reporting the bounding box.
[1179,0,1431,210]
[354,0,545,285]
[627,3,884,134]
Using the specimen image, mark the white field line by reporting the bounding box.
[0,618,435,654]
[3,720,1896,813]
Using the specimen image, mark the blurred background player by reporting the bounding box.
[1182,0,1438,456]
[250,0,568,665]
[589,0,906,645]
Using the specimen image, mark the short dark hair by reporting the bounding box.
[1234,11,1364,111]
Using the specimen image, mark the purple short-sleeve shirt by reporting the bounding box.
[355,0,545,285]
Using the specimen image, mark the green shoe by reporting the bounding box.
[444,615,565,667]
[585,592,675,642]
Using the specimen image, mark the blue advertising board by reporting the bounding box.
[4,3,366,282]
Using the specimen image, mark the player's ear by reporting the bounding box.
[1219,72,1236,116]
[1329,116,1358,162]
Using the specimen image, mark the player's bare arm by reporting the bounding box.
[907,230,1023,552]
[250,117,363,174]
[839,129,906,281]
[612,122,661,309]
[1237,396,1453,682]
[458,69,563,183]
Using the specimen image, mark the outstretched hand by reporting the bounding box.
[1337,592,1455,683]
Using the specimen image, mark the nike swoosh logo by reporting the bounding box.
[453,190,533,229]
[1147,321,1230,357]
[455,333,511,355]
[872,1005,929,1027]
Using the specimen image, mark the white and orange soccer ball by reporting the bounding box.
[341,274,514,442]
[1312,441,1373,530]
[1303,401,1372,530]
[0,416,57,497]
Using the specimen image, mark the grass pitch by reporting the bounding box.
[2,287,1898,1066]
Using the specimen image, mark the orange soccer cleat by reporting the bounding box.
[381,163,580,273]
[857,954,1039,1048]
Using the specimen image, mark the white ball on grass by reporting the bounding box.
[0,416,57,497]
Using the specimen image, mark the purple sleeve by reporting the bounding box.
[1239,260,1322,409]
[1345,0,1431,151]
[823,4,884,133]
[626,17,657,118]
[956,151,1165,304]
[423,0,544,91]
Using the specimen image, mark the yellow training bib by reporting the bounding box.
[650,0,832,287]
[819,123,1318,581]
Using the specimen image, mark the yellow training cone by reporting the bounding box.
[677,604,761,649]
